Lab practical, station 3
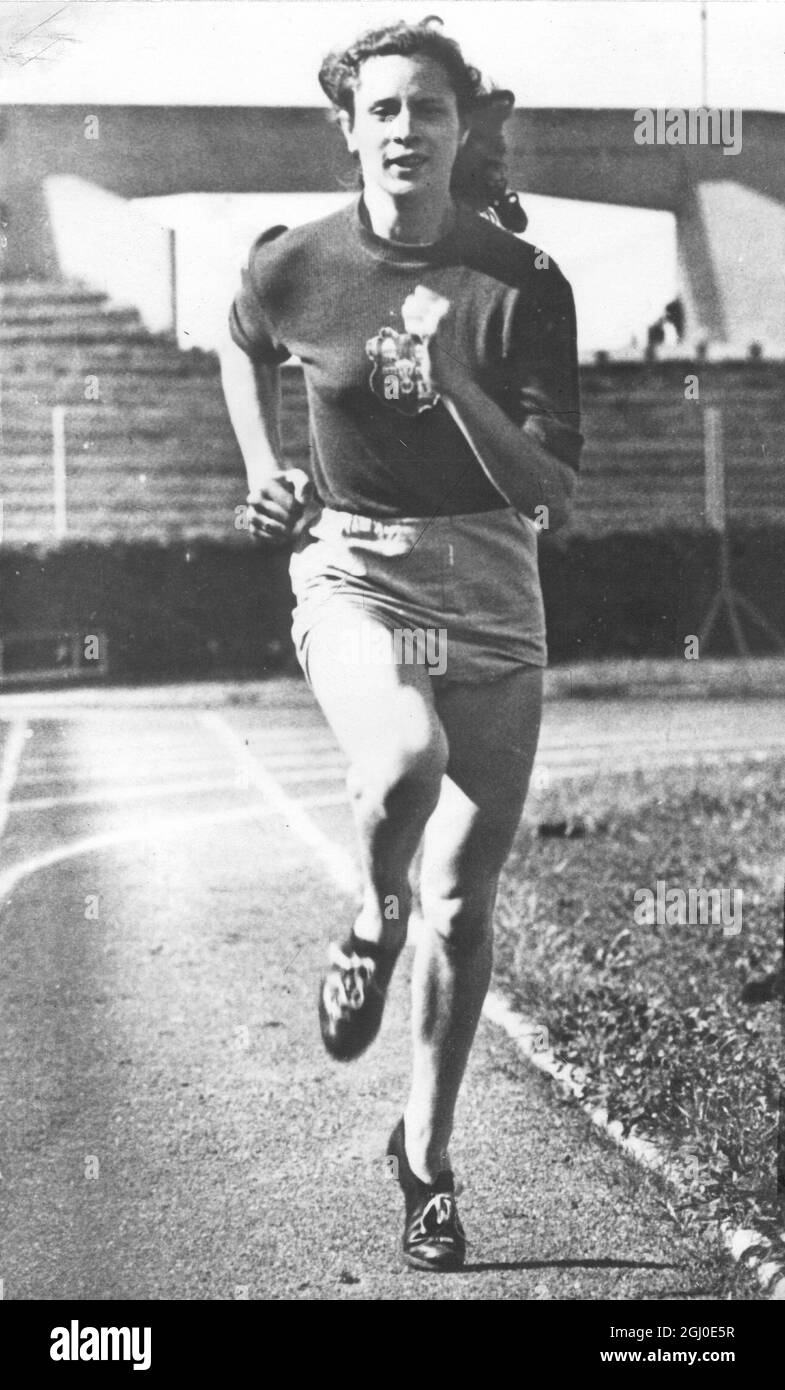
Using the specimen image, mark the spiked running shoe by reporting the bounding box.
[318,933,398,1062]
[387,1118,466,1272]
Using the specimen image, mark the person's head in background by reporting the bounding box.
[451,88,528,232]
[319,15,525,237]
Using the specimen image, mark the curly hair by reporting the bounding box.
[320,15,527,233]
[318,15,483,118]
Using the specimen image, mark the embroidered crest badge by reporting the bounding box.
[365,326,440,416]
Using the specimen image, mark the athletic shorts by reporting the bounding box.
[288,505,547,686]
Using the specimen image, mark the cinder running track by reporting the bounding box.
[1,681,783,1301]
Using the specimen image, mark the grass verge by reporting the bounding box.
[494,755,784,1253]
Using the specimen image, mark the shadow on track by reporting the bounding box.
[459,1256,681,1274]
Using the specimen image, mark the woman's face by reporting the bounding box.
[341,53,464,204]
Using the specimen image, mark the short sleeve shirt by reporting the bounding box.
[229,197,583,519]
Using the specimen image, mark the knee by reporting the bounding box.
[420,879,497,957]
[347,728,448,821]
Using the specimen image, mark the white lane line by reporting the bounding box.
[6,776,244,816]
[20,744,769,793]
[17,726,334,755]
[0,783,351,902]
[538,737,785,757]
[0,719,27,844]
[298,790,352,811]
[21,747,232,771]
[0,802,278,904]
[533,749,777,783]
[274,765,348,786]
[200,708,785,1302]
[14,757,229,789]
[257,749,345,769]
[200,712,359,897]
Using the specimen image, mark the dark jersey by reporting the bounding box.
[229,197,583,519]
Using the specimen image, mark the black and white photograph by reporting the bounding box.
[1,0,783,1331]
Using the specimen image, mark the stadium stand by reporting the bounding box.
[1,279,784,549]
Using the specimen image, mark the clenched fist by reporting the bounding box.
[244,469,313,546]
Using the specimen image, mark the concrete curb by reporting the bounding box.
[482,990,785,1301]
[1,657,784,711]
[0,676,314,712]
[544,656,785,701]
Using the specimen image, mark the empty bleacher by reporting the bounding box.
[1,280,784,548]
[576,364,785,533]
[0,282,246,546]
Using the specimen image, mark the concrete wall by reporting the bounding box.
[3,104,785,354]
[0,104,349,283]
[44,176,175,335]
[692,181,785,358]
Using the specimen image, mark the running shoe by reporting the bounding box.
[387,1118,466,1271]
[318,933,398,1062]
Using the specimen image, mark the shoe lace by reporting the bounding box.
[413,1192,460,1238]
[424,1193,455,1226]
[324,945,377,1021]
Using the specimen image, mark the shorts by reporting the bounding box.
[288,505,547,686]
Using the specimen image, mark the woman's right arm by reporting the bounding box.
[219,336,306,545]
[220,335,283,490]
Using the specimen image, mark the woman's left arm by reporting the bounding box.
[438,370,577,532]
[403,279,583,532]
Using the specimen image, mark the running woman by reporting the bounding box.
[221,16,583,1272]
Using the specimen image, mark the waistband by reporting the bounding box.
[316,505,515,540]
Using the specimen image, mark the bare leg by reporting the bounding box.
[404,666,543,1181]
[302,607,447,952]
